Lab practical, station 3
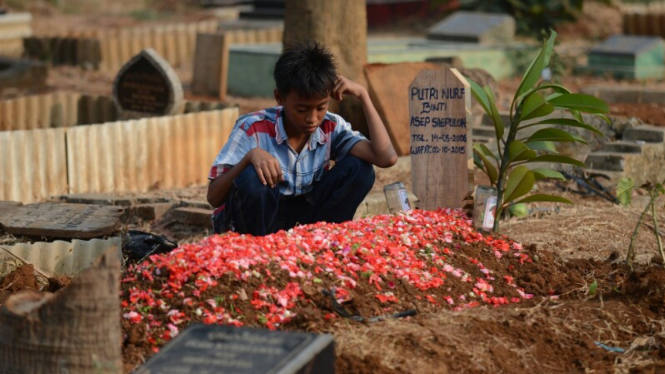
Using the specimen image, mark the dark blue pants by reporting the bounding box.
[213,156,375,236]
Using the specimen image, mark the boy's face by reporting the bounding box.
[275,90,329,136]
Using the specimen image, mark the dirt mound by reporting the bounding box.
[119,209,665,373]
[0,264,72,306]
[0,264,40,305]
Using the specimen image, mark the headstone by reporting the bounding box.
[191,33,230,101]
[112,48,184,119]
[134,324,335,374]
[365,62,439,156]
[0,203,122,239]
[427,11,515,44]
[409,69,471,210]
[588,35,664,80]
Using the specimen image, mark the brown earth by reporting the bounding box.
[610,103,665,127]
[117,242,665,374]
[3,2,665,373]
[0,264,71,305]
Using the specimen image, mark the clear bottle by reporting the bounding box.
[473,186,498,232]
[384,182,412,214]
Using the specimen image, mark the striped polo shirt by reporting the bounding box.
[209,106,366,211]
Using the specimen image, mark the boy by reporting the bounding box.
[207,41,397,236]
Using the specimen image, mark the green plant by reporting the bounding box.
[468,30,609,232]
[626,180,665,270]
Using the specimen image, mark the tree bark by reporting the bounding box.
[283,0,369,136]
[0,247,122,374]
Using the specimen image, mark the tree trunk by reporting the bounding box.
[283,0,369,136]
[0,247,122,374]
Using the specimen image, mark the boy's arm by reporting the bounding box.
[206,148,284,208]
[332,76,397,168]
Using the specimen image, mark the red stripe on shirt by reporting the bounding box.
[321,119,337,134]
[245,120,277,137]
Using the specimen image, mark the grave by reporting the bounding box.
[0,203,122,239]
[587,35,664,80]
[134,324,335,374]
[427,11,516,45]
[112,48,184,119]
[365,62,439,156]
[409,69,471,210]
[191,33,230,100]
[228,39,532,97]
[0,57,47,94]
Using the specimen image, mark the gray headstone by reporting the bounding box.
[0,203,122,239]
[112,48,184,119]
[133,324,335,374]
[589,35,664,58]
[427,11,515,44]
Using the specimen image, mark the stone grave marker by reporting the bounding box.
[0,203,122,239]
[588,35,664,80]
[364,62,439,156]
[427,11,515,44]
[112,48,184,119]
[134,324,335,374]
[409,69,471,210]
[191,32,230,101]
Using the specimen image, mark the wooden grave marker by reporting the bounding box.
[112,48,184,119]
[134,324,335,374]
[409,68,471,210]
[191,32,230,101]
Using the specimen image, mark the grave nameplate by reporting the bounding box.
[409,69,470,210]
[133,324,335,374]
[427,11,515,44]
[0,203,122,239]
[112,48,184,119]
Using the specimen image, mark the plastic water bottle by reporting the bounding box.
[383,182,412,214]
[473,186,498,232]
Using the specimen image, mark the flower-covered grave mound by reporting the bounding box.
[122,209,532,352]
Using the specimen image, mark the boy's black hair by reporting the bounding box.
[274,40,337,99]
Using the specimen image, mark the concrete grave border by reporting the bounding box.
[0,107,238,203]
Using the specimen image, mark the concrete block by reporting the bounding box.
[180,200,213,210]
[428,11,515,44]
[624,125,665,143]
[61,193,134,206]
[585,152,626,172]
[172,207,213,227]
[598,141,643,154]
[132,202,175,221]
[587,35,665,80]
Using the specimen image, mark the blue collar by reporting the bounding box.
[275,107,327,150]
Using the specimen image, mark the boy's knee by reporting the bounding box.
[341,156,375,187]
[235,165,276,195]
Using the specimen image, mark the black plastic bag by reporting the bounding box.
[124,230,178,260]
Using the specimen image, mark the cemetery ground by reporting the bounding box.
[2,164,665,373]
[5,52,665,374]
[2,3,665,373]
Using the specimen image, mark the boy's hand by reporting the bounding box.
[332,75,367,101]
[247,148,284,188]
